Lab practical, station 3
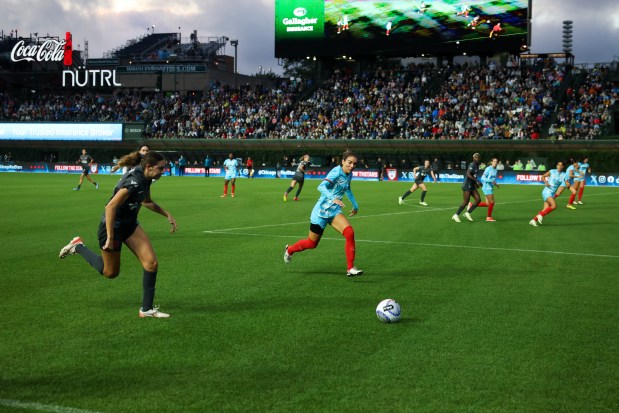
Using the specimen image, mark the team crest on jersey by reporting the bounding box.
[386,168,398,181]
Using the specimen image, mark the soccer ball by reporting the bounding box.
[376,299,401,323]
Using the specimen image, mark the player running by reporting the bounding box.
[73,148,99,190]
[529,161,570,226]
[475,157,500,221]
[554,158,581,209]
[284,154,311,201]
[575,156,591,204]
[221,153,238,198]
[284,150,363,276]
[452,153,482,222]
[59,151,177,318]
[399,159,437,206]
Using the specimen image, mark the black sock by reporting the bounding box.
[295,187,302,197]
[456,206,465,215]
[421,191,427,202]
[75,244,104,274]
[401,190,412,199]
[468,204,478,214]
[286,186,293,194]
[141,270,157,311]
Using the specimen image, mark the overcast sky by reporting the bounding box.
[3,0,618,74]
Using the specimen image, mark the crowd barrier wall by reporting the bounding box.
[1,162,618,187]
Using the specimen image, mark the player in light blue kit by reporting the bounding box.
[221,153,238,198]
[284,150,363,276]
[529,161,570,226]
[575,156,591,204]
[474,157,500,222]
[554,158,580,209]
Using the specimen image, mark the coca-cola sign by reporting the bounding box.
[10,35,70,63]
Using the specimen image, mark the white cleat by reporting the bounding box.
[284,244,292,264]
[536,214,543,225]
[419,201,428,206]
[529,219,538,227]
[577,201,583,205]
[139,306,170,318]
[452,214,461,223]
[59,236,83,258]
[464,212,474,222]
[398,197,403,205]
[346,267,364,276]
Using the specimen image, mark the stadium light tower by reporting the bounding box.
[230,39,239,87]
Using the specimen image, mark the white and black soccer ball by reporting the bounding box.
[376,299,401,323]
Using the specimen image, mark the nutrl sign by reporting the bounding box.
[11,31,121,88]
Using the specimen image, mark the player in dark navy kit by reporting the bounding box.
[73,148,99,190]
[452,153,483,222]
[399,159,437,206]
[284,154,311,201]
[60,151,177,318]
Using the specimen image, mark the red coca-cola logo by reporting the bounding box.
[10,39,67,63]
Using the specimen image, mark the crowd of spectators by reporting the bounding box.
[549,66,616,140]
[0,61,616,141]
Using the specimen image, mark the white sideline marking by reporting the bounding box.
[203,191,619,259]
[202,230,619,259]
[0,399,103,413]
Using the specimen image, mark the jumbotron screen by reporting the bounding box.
[275,0,531,58]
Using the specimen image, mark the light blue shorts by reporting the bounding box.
[482,184,494,196]
[225,173,237,180]
[542,187,554,201]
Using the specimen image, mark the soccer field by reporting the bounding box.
[1,173,618,413]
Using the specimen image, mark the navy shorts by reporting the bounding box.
[98,220,139,251]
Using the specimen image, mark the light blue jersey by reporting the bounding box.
[542,168,566,201]
[223,158,238,180]
[310,165,359,228]
[480,165,497,195]
[575,162,589,182]
[560,165,577,187]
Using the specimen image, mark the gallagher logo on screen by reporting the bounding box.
[293,8,307,17]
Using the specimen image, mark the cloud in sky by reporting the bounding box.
[3,0,618,75]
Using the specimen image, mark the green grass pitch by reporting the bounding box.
[1,173,618,413]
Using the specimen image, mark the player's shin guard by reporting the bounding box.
[420,190,427,202]
[141,270,157,311]
[231,184,236,195]
[540,206,554,216]
[223,183,228,195]
[75,244,104,274]
[288,238,318,254]
[488,203,494,217]
[343,226,356,271]
[578,184,585,201]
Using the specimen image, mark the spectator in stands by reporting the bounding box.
[178,155,187,176]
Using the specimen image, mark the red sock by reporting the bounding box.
[478,202,488,207]
[223,183,228,195]
[487,203,494,217]
[232,183,236,195]
[568,193,576,205]
[578,185,584,201]
[540,206,554,217]
[343,226,356,270]
[288,238,318,254]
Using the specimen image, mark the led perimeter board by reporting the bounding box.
[275,1,531,58]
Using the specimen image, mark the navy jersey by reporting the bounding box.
[296,160,310,174]
[79,154,92,168]
[415,165,432,183]
[462,161,480,190]
[103,165,151,223]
